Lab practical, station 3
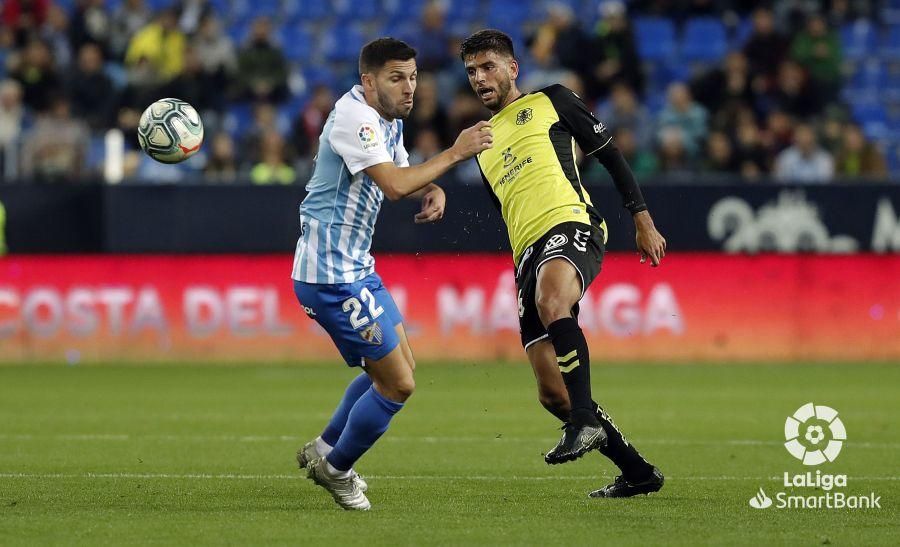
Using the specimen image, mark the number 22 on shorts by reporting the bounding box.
[343,288,384,329]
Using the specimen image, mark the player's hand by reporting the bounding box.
[414,185,446,224]
[452,120,493,160]
[634,211,666,267]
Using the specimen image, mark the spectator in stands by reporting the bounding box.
[67,43,116,130]
[447,86,487,141]
[763,109,795,156]
[403,73,449,151]
[69,0,110,55]
[835,123,887,178]
[598,83,653,149]
[742,7,790,82]
[40,4,72,69]
[109,0,152,61]
[235,17,289,103]
[240,102,286,168]
[414,1,453,72]
[587,0,644,98]
[763,60,823,119]
[177,0,213,35]
[691,51,753,134]
[9,38,61,112]
[612,127,657,179]
[125,8,186,82]
[734,118,770,179]
[20,96,89,180]
[657,83,708,157]
[408,128,443,165]
[204,132,238,183]
[774,123,835,183]
[192,15,236,94]
[163,47,221,114]
[657,126,694,177]
[292,84,335,158]
[0,80,25,174]
[528,3,591,80]
[251,131,295,185]
[704,131,739,174]
[2,0,50,47]
[826,0,874,25]
[790,13,842,102]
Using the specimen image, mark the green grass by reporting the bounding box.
[0,362,897,546]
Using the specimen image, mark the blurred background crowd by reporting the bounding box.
[1,0,899,184]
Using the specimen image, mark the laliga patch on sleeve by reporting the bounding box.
[357,123,381,152]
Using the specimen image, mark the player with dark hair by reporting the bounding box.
[294,38,492,510]
[459,29,666,498]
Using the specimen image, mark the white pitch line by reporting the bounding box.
[0,472,898,482]
[0,433,897,449]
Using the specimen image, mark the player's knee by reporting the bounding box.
[535,291,570,325]
[393,376,415,401]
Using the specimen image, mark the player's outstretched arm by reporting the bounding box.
[365,121,492,201]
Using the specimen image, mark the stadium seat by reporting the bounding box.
[852,102,889,139]
[841,21,878,60]
[883,24,900,58]
[300,65,337,89]
[446,0,482,24]
[681,17,727,62]
[321,26,367,63]
[283,0,332,22]
[731,17,753,48]
[333,0,381,21]
[224,103,256,138]
[85,135,107,171]
[280,27,314,61]
[486,0,530,33]
[232,0,282,20]
[383,0,427,21]
[633,17,676,61]
[226,21,253,45]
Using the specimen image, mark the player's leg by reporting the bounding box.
[526,339,662,496]
[526,339,570,422]
[534,257,608,463]
[299,282,410,470]
[302,274,410,510]
[535,257,597,426]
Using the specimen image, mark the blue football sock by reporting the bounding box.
[327,386,404,472]
[320,373,373,447]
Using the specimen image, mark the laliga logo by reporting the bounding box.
[784,403,846,466]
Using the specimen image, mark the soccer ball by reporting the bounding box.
[137,98,204,164]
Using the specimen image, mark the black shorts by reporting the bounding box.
[515,221,605,349]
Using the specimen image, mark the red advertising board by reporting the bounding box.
[0,254,898,363]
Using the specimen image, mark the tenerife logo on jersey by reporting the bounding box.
[502,147,517,168]
[357,123,380,152]
[515,108,533,125]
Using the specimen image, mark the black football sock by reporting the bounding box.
[547,317,599,427]
[593,402,654,480]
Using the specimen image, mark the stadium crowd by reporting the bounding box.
[0,0,897,184]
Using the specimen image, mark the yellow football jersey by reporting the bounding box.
[476,84,611,264]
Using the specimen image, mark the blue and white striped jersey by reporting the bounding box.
[291,85,409,284]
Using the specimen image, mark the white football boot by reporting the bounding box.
[297,439,368,492]
[306,457,371,511]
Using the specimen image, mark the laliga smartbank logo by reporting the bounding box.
[784,402,845,465]
[748,403,882,510]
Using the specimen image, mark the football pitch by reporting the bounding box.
[0,362,897,545]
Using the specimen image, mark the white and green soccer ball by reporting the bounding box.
[138,98,204,164]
